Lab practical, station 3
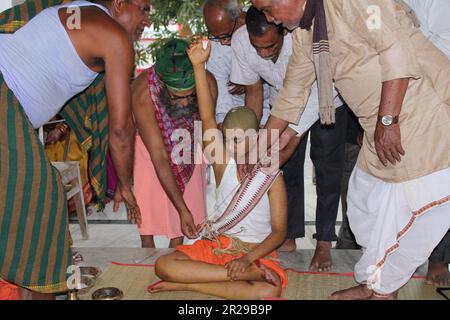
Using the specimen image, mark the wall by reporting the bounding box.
[0,1,13,13]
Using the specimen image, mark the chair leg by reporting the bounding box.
[74,191,88,240]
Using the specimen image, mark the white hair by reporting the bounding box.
[203,0,242,21]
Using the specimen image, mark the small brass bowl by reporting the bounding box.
[92,287,124,300]
[77,276,96,296]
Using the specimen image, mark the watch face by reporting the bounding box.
[382,115,393,126]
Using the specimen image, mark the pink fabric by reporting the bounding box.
[134,136,206,238]
[106,151,118,198]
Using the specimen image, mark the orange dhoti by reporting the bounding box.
[176,236,288,288]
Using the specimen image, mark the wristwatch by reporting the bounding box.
[378,115,399,126]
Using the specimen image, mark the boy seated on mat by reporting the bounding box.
[150,38,288,300]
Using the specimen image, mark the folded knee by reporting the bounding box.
[155,255,175,280]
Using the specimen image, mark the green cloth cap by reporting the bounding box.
[155,39,195,91]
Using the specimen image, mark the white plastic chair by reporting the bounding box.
[38,122,89,239]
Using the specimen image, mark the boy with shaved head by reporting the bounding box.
[151,39,289,300]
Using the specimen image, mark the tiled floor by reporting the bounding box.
[70,140,342,250]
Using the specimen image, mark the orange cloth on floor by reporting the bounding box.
[176,236,288,288]
[0,280,20,300]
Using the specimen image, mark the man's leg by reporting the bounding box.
[155,252,265,283]
[279,135,308,252]
[0,77,71,298]
[427,230,450,287]
[140,235,155,248]
[332,168,450,300]
[169,237,184,248]
[150,278,282,300]
[369,203,450,297]
[309,107,348,271]
[336,142,361,249]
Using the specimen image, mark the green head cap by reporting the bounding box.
[155,39,195,91]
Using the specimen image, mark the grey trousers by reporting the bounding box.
[429,230,450,264]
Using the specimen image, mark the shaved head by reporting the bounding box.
[223,107,259,132]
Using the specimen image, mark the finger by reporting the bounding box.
[113,200,120,212]
[376,146,388,166]
[230,266,238,280]
[129,209,136,224]
[135,209,142,226]
[391,147,402,163]
[238,265,245,276]
[230,264,238,279]
[397,143,406,156]
[384,149,396,165]
[190,224,198,237]
[187,228,196,239]
[133,211,140,225]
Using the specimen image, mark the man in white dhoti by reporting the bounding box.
[402,0,450,288]
[250,0,450,299]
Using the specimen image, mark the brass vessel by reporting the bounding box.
[92,287,124,300]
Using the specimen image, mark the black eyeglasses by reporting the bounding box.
[207,19,238,42]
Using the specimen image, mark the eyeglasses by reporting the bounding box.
[207,19,238,42]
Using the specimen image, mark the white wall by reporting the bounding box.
[0,1,13,14]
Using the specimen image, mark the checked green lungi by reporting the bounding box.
[0,0,110,293]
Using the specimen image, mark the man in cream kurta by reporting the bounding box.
[252,0,450,299]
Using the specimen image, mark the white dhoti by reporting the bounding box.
[347,166,450,294]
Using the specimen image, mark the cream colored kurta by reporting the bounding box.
[272,0,450,183]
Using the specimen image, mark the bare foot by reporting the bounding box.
[259,264,281,287]
[329,284,373,300]
[368,291,398,300]
[148,281,186,293]
[426,261,450,287]
[278,239,297,252]
[309,241,333,272]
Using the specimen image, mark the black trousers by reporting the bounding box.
[429,230,450,264]
[282,136,308,239]
[336,143,361,249]
[282,106,347,241]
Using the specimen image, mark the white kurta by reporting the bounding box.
[206,38,271,124]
